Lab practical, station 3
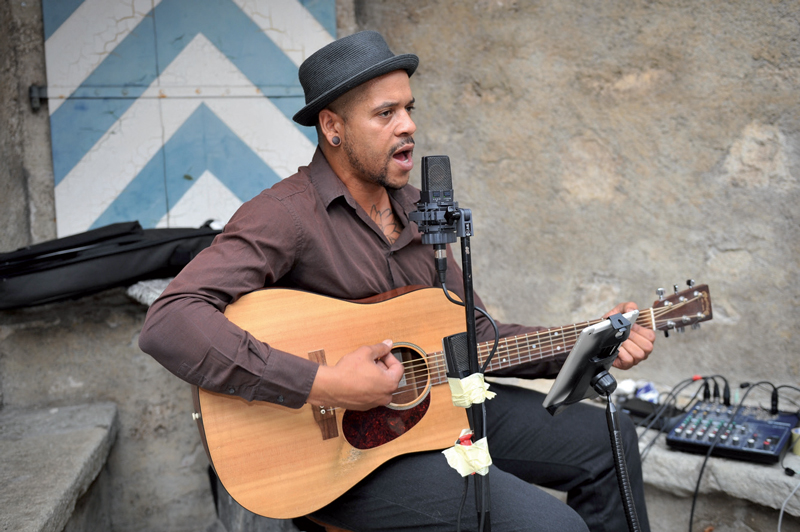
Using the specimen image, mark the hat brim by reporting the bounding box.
[292,53,419,127]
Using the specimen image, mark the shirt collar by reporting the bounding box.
[306,146,421,220]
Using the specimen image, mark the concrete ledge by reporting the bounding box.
[639,428,800,517]
[0,402,118,532]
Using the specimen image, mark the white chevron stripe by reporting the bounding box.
[45,0,330,114]
[156,170,242,228]
[55,33,315,237]
[55,98,164,236]
[45,0,163,114]
[232,0,334,66]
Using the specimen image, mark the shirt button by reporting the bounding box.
[227,386,235,394]
[277,395,285,403]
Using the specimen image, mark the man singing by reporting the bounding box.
[140,31,655,532]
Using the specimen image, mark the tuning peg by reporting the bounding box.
[664,330,670,338]
[657,288,665,301]
[674,284,680,294]
[687,279,696,288]
[677,327,685,333]
[692,323,701,330]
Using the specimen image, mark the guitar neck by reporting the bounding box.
[428,283,712,384]
[429,315,644,385]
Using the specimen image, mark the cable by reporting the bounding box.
[777,478,800,532]
[441,282,495,532]
[455,476,469,532]
[781,435,798,477]
[688,381,773,532]
[638,377,718,462]
[440,282,500,373]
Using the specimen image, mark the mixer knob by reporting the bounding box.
[746,438,755,448]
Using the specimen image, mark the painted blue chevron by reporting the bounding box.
[42,0,87,40]
[90,103,281,229]
[42,0,335,56]
[298,0,336,37]
[50,0,321,186]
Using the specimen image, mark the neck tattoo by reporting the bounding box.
[370,204,401,244]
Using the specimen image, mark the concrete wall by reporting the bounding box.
[358,0,799,391]
[1,0,798,531]
[0,0,56,253]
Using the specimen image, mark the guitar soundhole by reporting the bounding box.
[388,342,430,409]
[342,342,432,450]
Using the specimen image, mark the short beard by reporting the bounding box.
[342,138,414,190]
[343,139,392,189]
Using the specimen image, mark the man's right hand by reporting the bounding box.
[307,340,404,411]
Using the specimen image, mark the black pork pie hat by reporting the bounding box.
[292,31,419,127]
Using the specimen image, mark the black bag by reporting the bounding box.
[0,221,220,310]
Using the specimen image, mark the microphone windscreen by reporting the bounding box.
[444,332,470,378]
[422,155,452,192]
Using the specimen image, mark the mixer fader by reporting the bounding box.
[666,400,799,464]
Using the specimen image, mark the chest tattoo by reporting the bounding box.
[369,205,401,244]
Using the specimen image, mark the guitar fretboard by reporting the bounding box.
[425,312,658,386]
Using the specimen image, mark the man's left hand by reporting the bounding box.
[602,302,656,370]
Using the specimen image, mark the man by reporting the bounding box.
[139,31,655,531]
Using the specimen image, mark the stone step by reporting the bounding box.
[0,402,118,532]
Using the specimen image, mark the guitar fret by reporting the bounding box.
[440,300,688,379]
[546,327,556,357]
[531,331,540,360]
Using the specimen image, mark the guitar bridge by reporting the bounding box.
[308,349,339,440]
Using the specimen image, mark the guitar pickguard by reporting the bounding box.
[341,394,431,450]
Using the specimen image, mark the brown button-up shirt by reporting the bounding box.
[139,148,561,408]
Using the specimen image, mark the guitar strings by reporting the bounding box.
[387,297,705,385]
[394,297,704,385]
[317,297,705,412]
[404,296,702,375]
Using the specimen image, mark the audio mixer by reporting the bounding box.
[666,400,799,464]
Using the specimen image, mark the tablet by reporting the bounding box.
[542,310,639,415]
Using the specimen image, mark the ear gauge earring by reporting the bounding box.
[331,136,341,146]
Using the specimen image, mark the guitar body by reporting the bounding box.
[192,281,714,518]
[195,287,468,518]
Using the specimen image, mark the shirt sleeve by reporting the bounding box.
[441,246,568,379]
[138,193,320,408]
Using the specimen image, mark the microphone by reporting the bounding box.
[409,156,458,283]
[443,332,471,379]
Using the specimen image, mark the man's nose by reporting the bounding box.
[397,110,416,137]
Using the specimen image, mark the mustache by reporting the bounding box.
[390,138,415,154]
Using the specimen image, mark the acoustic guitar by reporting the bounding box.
[191,283,712,518]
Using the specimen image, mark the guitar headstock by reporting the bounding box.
[649,280,712,337]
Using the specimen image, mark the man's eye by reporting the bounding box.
[406,106,415,114]
[379,110,392,117]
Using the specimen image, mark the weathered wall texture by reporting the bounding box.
[357,0,799,390]
[1,0,28,255]
[0,0,56,252]
[0,290,217,531]
[1,1,798,531]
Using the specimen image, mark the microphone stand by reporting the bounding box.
[448,209,491,531]
[409,156,490,531]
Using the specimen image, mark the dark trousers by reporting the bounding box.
[311,383,650,532]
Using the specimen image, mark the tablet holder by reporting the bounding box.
[542,310,645,532]
[542,310,637,416]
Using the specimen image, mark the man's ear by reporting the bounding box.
[318,109,344,146]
